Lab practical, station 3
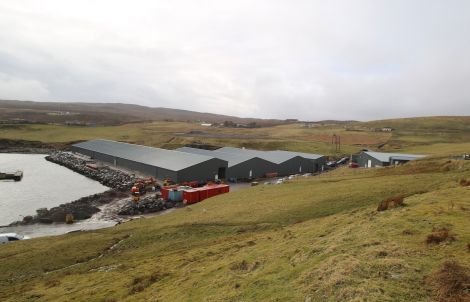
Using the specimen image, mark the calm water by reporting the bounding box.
[0,154,109,226]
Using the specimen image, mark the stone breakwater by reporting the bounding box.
[46,151,135,191]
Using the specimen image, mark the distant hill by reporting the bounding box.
[360,116,470,132]
[0,100,287,126]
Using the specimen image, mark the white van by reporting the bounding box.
[0,233,29,244]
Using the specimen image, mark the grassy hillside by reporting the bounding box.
[2,116,470,157]
[0,122,369,155]
[0,100,286,126]
[361,116,470,155]
[1,157,469,301]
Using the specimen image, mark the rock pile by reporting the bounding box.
[46,151,135,190]
[10,190,130,225]
[118,196,180,216]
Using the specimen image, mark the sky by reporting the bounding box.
[0,1,469,121]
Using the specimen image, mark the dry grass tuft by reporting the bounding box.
[427,261,470,302]
[129,272,168,295]
[230,260,249,271]
[377,195,405,211]
[459,179,470,187]
[426,228,456,245]
[402,229,414,235]
[229,260,261,272]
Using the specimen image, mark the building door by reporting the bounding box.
[299,165,302,173]
[218,167,226,179]
[249,169,253,178]
[367,160,372,168]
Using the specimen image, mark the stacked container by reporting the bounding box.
[182,184,230,204]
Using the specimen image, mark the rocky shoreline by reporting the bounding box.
[9,190,129,226]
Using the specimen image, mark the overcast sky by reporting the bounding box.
[0,1,469,121]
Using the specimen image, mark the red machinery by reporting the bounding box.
[131,177,157,202]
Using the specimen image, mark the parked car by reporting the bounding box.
[348,162,359,168]
[0,233,29,244]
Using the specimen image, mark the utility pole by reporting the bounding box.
[331,134,341,153]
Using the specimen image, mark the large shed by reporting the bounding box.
[356,151,426,168]
[71,140,228,182]
[176,147,278,180]
[178,146,326,179]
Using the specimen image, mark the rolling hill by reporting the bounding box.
[0,100,288,126]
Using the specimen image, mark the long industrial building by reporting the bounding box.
[177,146,326,179]
[71,140,228,182]
[72,140,326,182]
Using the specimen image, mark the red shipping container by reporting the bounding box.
[221,185,230,193]
[207,187,217,198]
[183,189,200,204]
[181,184,230,204]
[199,188,209,201]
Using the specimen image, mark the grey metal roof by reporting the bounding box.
[216,147,324,164]
[364,151,426,163]
[176,147,268,167]
[73,140,223,171]
[269,150,324,160]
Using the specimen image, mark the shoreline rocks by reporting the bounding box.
[46,151,136,190]
[118,196,182,216]
[9,190,130,226]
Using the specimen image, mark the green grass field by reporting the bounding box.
[1,158,469,301]
[0,122,372,155]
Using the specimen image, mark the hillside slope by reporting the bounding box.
[360,116,470,155]
[1,158,469,301]
[0,100,285,126]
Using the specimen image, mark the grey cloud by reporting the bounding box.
[0,0,469,120]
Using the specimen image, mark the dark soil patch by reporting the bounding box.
[426,228,456,245]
